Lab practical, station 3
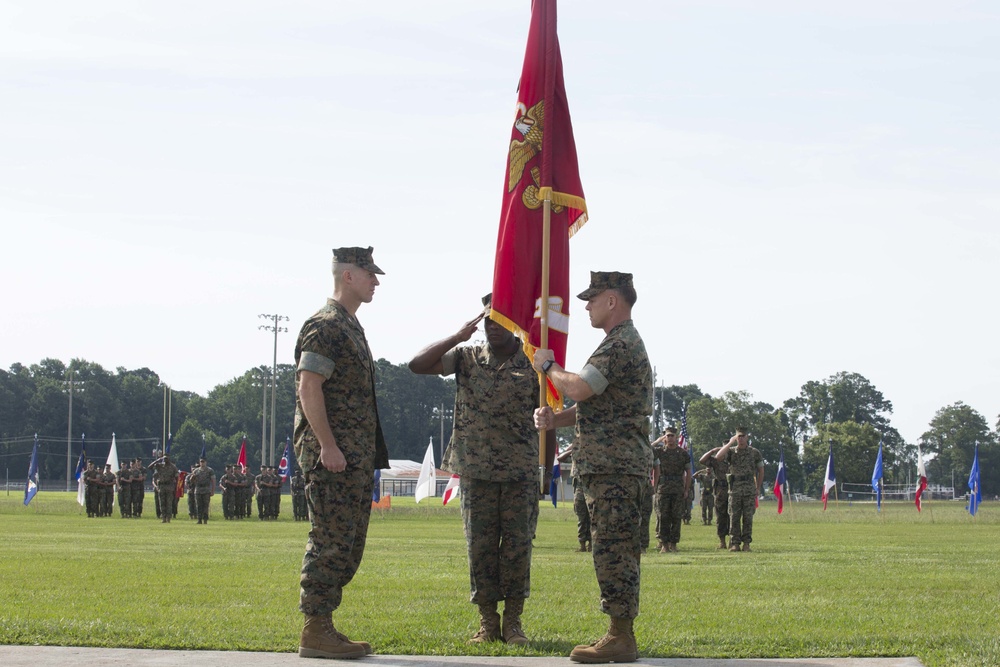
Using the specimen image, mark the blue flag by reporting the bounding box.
[871,438,884,512]
[968,443,981,517]
[74,434,86,481]
[199,435,207,461]
[24,434,40,506]
[549,461,561,508]
[372,469,382,503]
[165,432,172,455]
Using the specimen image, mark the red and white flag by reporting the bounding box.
[442,474,460,506]
[915,444,928,512]
[237,436,248,474]
[491,0,587,409]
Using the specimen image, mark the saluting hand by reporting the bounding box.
[455,312,486,342]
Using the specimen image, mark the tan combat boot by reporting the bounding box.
[468,602,502,644]
[569,617,638,663]
[717,537,727,549]
[299,614,366,659]
[742,543,752,552]
[578,540,589,552]
[502,597,529,645]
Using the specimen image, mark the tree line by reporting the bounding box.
[1,360,995,497]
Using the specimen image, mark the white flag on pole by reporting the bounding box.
[415,438,436,503]
[106,433,120,474]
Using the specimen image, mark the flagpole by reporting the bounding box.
[538,194,552,491]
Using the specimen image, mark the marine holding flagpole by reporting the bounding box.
[532,272,653,664]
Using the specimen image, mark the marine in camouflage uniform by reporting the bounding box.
[533,271,653,664]
[117,464,133,518]
[100,464,116,517]
[255,468,267,520]
[186,465,197,518]
[219,465,234,519]
[188,458,216,524]
[83,462,99,517]
[294,246,389,659]
[558,444,590,552]
[700,447,731,548]
[716,429,764,552]
[409,292,539,646]
[270,467,283,519]
[149,455,179,523]
[694,468,714,525]
[651,428,691,552]
[291,470,307,521]
[131,459,145,518]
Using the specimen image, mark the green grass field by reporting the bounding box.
[1,492,997,666]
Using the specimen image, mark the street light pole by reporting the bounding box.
[259,314,288,465]
[65,369,74,492]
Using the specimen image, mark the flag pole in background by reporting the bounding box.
[24,434,40,506]
[415,437,436,504]
[915,443,928,512]
[968,442,981,518]
[75,433,87,507]
[773,447,787,515]
[871,435,884,513]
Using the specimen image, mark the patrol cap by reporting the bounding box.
[332,246,384,275]
[576,271,634,300]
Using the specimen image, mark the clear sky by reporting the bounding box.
[2,1,997,445]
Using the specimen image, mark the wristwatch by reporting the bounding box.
[541,359,555,374]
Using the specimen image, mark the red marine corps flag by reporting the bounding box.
[490,0,587,413]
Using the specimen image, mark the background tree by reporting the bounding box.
[802,422,882,498]
[375,360,456,464]
[652,384,706,437]
[686,391,798,493]
[919,402,996,496]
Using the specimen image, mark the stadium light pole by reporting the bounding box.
[259,314,288,465]
[62,368,84,492]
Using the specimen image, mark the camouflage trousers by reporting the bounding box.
[714,488,730,540]
[194,492,212,521]
[728,491,756,546]
[580,474,644,620]
[655,490,684,545]
[221,489,234,518]
[156,489,174,519]
[573,479,591,542]
[460,477,538,604]
[118,486,132,516]
[638,482,653,550]
[300,466,374,616]
[131,488,144,517]
[701,493,713,523]
[293,492,308,520]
